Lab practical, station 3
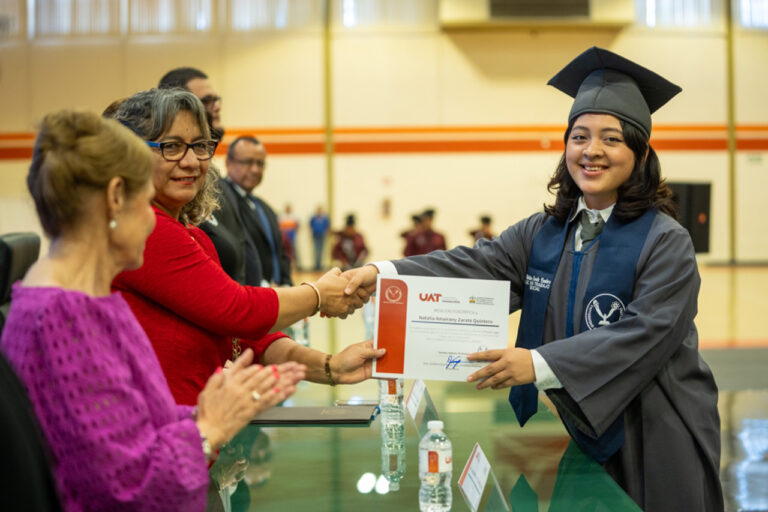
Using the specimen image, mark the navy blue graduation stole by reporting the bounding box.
[508,207,656,463]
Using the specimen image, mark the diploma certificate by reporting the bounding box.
[372,274,510,382]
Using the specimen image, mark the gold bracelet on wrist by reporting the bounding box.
[200,432,213,463]
[301,281,322,315]
[324,353,336,386]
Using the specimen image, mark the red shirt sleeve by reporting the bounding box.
[115,209,280,340]
[224,331,287,365]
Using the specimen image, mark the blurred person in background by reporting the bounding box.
[404,208,446,256]
[279,203,299,270]
[159,67,224,141]
[213,136,294,288]
[0,110,303,511]
[332,214,368,271]
[401,214,423,257]
[469,215,495,242]
[310,205,331,271]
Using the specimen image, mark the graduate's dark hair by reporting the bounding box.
[543,120,678,222]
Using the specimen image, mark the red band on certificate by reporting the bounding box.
[458,443,480,486]
[376,278,408,373]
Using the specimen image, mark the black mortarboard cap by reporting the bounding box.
[547,47,682,139]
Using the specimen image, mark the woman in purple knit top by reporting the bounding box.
[0,110,305,511]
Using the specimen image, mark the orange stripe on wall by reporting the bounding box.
[0,147,33,159]
[737,139,768,150]
[0,133,35,141]
[224,127,324,136]
[4,125,768,159]
[334,139,565,153]
[215,142,326,155]
[651,139,729,150]
[224,123,760,134]
[214,138,737,155]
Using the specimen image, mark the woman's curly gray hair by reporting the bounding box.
[112,88,219,226]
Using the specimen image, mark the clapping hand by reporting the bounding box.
[196,350,305,450]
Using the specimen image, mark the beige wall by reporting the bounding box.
[1,22,767,266]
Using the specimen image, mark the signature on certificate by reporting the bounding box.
[445,355,462,370]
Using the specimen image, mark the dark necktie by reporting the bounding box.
[248,197,281,284]
[580,210,605,245]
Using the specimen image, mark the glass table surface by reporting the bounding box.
[208,380,641,512]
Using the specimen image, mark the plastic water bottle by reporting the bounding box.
[419,420,452,511]
[379,378,405,491]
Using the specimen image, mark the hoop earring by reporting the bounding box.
[109,219,117,230]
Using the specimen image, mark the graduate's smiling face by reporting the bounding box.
[565,113,636,210]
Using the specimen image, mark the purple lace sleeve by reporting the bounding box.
[1,286,209,511]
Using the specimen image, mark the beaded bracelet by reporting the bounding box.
[301,281,322,316]
[324,353,336,386]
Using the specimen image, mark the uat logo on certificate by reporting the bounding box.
[383,284,405,304]
[372,274,510,382]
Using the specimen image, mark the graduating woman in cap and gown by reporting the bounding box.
[343,47,723,512]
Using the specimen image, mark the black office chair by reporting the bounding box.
[0,232,41,332]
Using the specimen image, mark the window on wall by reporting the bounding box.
[738,0,768,28]
[22,0,444,37]
[334,0,438,29]
[229,0,321,31]
[636,0,721,28]
[129,0,213,34]
[34,0,118,36]
[0,0,22,37]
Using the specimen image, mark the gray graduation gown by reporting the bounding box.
[392,211,723,512]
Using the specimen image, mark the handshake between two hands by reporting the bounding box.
[314,265,380,319]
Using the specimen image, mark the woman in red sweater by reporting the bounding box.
[111,89,382,405]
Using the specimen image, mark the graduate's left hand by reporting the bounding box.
[466,348,535,390]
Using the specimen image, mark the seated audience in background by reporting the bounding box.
[111,89,380,406]
[332,214,368,270]
[469,215,495,242]
[404,208,446,256]
[0,110,303,511]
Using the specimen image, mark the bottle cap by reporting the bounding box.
[427,420,443,431]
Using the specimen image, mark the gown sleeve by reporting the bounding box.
[536,221,700,437]
[392,213,547,312]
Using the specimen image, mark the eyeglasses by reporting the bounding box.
[231,158,265,168]
[147,140,218,162]
[200,95,222,107]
